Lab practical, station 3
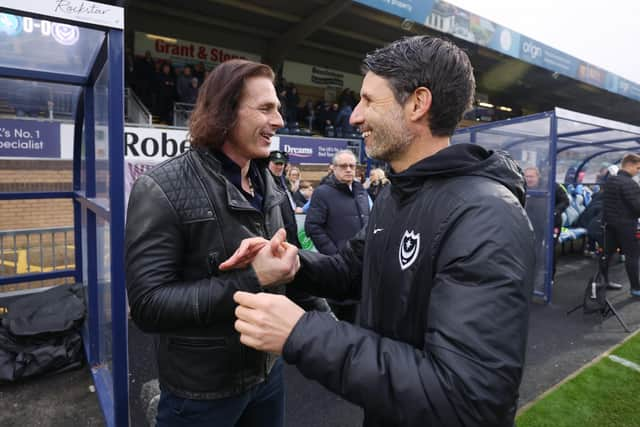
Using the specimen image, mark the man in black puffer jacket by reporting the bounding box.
[225,36,534,427]
[600,153,640,297]
[125,60,298,427]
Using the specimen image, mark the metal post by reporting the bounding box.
[107,29,130,427]
[545,113,559,303]
[84,85,100,365]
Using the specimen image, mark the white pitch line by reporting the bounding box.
[608,355,640,373]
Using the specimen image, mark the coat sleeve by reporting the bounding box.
[125,175,261,333]
[290,228,365,301]
[305,188,338,254]
[283,196,534,426]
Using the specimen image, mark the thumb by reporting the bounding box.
[270,228,287,255]
[281,241,299,267]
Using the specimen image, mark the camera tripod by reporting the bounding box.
[567,225,631,333]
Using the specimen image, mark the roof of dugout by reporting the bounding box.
[119,0,640,126]
[454,107,640,184]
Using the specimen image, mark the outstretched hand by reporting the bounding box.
[220,228,300,287]
[219,228,288,271]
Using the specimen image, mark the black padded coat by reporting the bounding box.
[283,144,535,427]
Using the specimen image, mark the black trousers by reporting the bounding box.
[600,223,640,290]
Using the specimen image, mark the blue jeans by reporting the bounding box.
[156,358,285,427]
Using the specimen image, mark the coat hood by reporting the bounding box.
[388,143,526,206]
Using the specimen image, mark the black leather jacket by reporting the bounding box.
[125,148,286,399]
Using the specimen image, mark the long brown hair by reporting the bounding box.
[189,59,275,149]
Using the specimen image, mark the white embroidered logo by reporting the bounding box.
[399,230,420,270]
[373,228,384,234]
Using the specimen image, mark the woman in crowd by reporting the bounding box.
[367,168,390,201]
[287,166,301,193]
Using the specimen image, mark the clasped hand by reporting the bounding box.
[219,228,300,286]
[220,228,305,354]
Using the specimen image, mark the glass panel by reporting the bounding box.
[453,116,552,295]
[94,63,110,202]
[525,194,551,296]
[0,78,81,121]
[0,78,76,288]
[580,152,628,186]
[0,12,104,76]
[96,217,113,378]
[570,130,633,143]
[556,118,598,137]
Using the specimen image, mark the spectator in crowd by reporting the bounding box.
[154,63,176,125]
[176,65,195,103]
[193,61,206,84]
[182,77,200,105]
[304,149,370,321]
[338,87,355,108]
[366,167,390,201]
[523,166,570,284]
[327,103,339,129]
[334,102,357,136]
[301,100,316,131]
[223,35,534,427]
[268,151,298,241]
[268,150,332,313]
[601,153,640,296]
[316,101,331,134]
[125,59,289,427]
[134,50,155,109]
[287,166,301,193]
[125,47,136,90]
[595,165,609,184]
[284,85,300,125]
[293,180,313,212]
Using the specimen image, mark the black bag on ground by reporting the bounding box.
[0,284,85,383]
[582,273,607,314]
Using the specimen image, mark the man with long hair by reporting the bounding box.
[125,59,297,427]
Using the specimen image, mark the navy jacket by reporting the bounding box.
[305,175,370,255]
[285,144,534,426]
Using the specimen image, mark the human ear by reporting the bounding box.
[409,87,432,121]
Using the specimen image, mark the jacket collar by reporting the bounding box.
[194,147,285,212]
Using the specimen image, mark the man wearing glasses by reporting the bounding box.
[304,149,370,321]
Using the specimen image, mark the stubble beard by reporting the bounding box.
[364,109,413,163]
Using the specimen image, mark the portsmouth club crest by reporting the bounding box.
[399,230,420,270]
